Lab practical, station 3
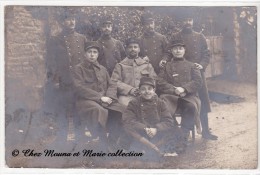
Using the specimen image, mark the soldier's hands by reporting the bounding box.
[175,87,185,95]
[194,63,203,70]
[145,127,157,138]
[101,96,113,104]
[129,88,140,96]
[159,59,167,68]
[179,92,187,97]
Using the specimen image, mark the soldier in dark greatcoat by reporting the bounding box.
[122,76,186,156]
[157,39,202,140]
[160,12,218,140]
[73,41,125,148]
[138,12,168,74]
[45,9,89,143]
[96,15,126,76]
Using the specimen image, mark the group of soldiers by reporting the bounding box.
[45,10,218,156]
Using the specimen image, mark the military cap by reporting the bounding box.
[125,38,140,47]
[139,76,156,88]
[84,41,100,52]
[140,12,154,24]
[168,39,185,49]
[100,15,113,25]
[57,7,77,22]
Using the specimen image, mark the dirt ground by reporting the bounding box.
[5,79,258,170]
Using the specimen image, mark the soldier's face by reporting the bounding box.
[85,48,99,63]
[171,46,185,58]
[63,17,76,30]
[127,43,140,58]
[101,23,113,35]
[143,21,155,32]
[139,84,155,100]
[183,18,193,29]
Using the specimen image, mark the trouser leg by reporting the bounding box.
[107,110,122,142]
[200,104,209,134]
[178,99,195,131]
[77,100,108,143]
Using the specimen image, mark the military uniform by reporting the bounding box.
[122,94,186,154]
[138,31,168,74]
[73,60,125,142]
[63,32,88,67]
[170,28,213,137]
[157,57,202,133]
[111,57,157,106]
[96,36,126,76]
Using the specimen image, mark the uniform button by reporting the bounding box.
[155,53,157,55]
[153,41,155,43]
[78,46,80,48]
[76,40,79,42]
[64,36,66,38]
[78,52,81,54]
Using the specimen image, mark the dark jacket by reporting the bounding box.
[97,36,126,75]
[170,29,211,112]
[46,31,88,87]
[138,31,168,74]
[73,61,117,103]
[73,61,124,128]
[123,95,174,133]
[170,29,210,70]
[157,58,202,132]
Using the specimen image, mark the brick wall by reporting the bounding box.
[5,6,46,114]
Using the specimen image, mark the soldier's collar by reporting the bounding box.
[143,31,156,38]
[120,57,147,66]
[172,57,185,62]
[181,28,193,34]
[135,57,148,65]
[83,60,101,69]
[100,34,112,40]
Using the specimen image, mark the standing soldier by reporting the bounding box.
[160,12,218,140]
[96,15,126,76]
[138,12,168,74]
[45,9,88,143]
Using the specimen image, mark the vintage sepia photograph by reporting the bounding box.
[3,4,258,171]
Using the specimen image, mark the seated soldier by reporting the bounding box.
[121,76,186,157]
[157,39,202,141]
[110,38,157,106]
[72,41,125,149]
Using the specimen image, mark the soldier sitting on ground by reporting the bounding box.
[157,39,203,142]
[120,76,186,158]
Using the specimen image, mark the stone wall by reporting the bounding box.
[5,6,46,114]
